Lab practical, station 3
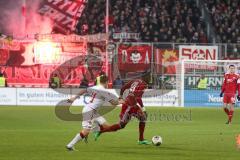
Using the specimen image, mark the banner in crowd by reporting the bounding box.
[117,44,151,72]
[0,39,20,50]
[184,89,223,107]
[33,41,86,65]
[0,49,9,65]
[179,45,218,60]
[1,65,87,87]
[179,45,218,71]
[0,40,107,87]
[35,33,107,43]
[39,0,87,34]
[0,40,87,66]
[154,49,178,74]
[113,33,140,40]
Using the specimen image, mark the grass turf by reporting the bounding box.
[0,106,240,160]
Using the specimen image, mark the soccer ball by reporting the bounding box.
[152,136,162,146]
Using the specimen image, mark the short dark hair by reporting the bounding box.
[229,65,235,68]
[100,75,108,84]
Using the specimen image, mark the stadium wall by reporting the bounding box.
[184,90,222,107]
[0,88,179,107]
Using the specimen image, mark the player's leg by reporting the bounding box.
[223,94,231,124]
[94,121,128,141]
[227,95,236,124]
[99,121,128,133]
[94,104,131,140]
[66,107,94,150]
[133,106,151,145]
[92,116,116,140]
[66,126,91,151]
[92,116,110,132]
[223,104,229,115]
[102,104,131,133]
[223,94,229,115]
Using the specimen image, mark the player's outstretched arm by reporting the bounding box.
[120,80,134,97]
[67,89,87,103]
[109,99,125,106]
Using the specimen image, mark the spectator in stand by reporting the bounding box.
[190,32,199,43]
[95,71,106,86]
[49,74,61,88]
[77,0,207,43]
[0,72,7,87]
[197,74,208,90]
[113,76,124,89]
[79,77,89,88]
[165,76,176,89]
[205,0,240,43]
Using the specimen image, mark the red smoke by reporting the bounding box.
[0,0,53,38]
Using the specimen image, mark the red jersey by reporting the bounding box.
[221,73,239,94]
[120,79,147,107]
[120,79,147,97]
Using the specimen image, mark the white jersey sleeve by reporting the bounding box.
[84,86,118,109]
[86,87,95,95]
[101,89,118,102]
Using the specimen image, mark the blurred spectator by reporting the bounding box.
[77,0,206,43]
[205,0,240,43]
[79,77,89,88]
[197,74,208,90]
[49,74,61,88]
[165,76,176,89]
[190,32,199,43]
[113,76,124,88]
[96,71,106,86]
[0,72,7,87]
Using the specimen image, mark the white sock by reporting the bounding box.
[67,133,82,148]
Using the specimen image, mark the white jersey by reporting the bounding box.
[84,85,118,109]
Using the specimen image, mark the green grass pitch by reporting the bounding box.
[0,106,240,160]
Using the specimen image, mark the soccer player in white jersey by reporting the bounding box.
[66,75,124,151]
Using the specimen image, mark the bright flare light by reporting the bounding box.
[34,41,61,64]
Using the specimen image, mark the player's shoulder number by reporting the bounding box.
[129,81,139,92]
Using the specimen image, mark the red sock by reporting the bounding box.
[139,122,145,141]
[80,132,85,138]
[228,110,234,122]
[100,124,121,133]
[224,108,229,115]
[99,125,104,131]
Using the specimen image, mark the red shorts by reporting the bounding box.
[223,93,236,104]
[119,104,144,123]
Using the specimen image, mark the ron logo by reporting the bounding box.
[130,52,142,64]
[179,45,218,60]
[208,94,222,103]
[192,49,206,60]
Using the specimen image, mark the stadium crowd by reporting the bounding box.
[204,0,240,43]
[77,0,240,45]
[77,0,207,43]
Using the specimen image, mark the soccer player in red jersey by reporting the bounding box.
[94,72,151,145]
[220,65,240,124]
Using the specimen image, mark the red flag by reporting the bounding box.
[39,0,87,34]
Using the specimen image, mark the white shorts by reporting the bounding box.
[82,107,106,129]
